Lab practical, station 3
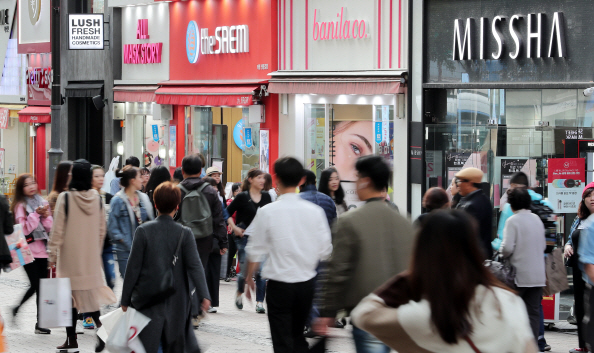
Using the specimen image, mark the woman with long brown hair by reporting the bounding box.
[351,210,537,353]
[10,174,53,334]
[226,168,271,313]
[47,161,73,214]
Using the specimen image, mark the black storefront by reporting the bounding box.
[422,0,594,322]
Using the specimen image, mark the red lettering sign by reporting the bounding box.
[125,18,162,65]
[313,7,368,41]
[0,108,8,129]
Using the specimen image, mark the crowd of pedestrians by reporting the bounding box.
[0,153,589,353]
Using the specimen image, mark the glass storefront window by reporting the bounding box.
[186,106,213,168]
[241,108,260,180]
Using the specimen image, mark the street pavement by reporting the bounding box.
[0,266,583,353]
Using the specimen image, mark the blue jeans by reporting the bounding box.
[538,304,547,350]
[103,246,116,290]
[235,236,266,302]
[352,326,390,353]
[114,250,130,279]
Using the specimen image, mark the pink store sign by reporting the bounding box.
[124,19,163,64]
[313,7,369,41]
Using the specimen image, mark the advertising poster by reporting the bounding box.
[445,152,470,186]
[341,181,365,210]
[169,125,176,167]
[330,121,374,182]
[497,158,537,208]
[500,159,528,196]
[259,130,269,173]
[547,158,585,213]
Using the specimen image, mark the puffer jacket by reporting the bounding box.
[299,185,337,227]
[108,190,154,252]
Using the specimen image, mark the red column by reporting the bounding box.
[35,124,47,192]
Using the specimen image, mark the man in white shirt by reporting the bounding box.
[245,157,333,353]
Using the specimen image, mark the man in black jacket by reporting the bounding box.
[176,153,227,326]
[454,167,493,260]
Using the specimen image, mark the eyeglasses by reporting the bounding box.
[455,178,469,185]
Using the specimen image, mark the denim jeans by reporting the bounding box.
[114,250,130,279]
[235,236,266,302]
[352,326,390,353]
[103,246,116,290]
[538,304,547,350]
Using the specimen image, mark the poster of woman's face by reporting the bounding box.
[331,121,374,181]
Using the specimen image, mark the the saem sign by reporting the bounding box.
[313,7,369,41]
[124,19,163,64]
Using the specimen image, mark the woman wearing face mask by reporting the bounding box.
[107,166,154,279]
[226,168,271,313]
[319,167,348,215]
[11,174,53,334]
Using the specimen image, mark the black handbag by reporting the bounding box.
[484,252,517,289]
[131,229,185,310]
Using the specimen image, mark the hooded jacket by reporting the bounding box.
[108,190,154,252]
[176,177,228,249]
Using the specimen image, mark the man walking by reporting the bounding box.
[314,155,415,353]
[176,154,227,326]
[299,170,337,227]
[454,167,493,260]
[245,157,332,353]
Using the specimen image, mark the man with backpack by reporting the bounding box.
[176,154,228,326]
[493,171,554,353]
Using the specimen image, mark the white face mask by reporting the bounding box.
[357,181,369,190]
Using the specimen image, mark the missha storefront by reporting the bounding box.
[423,0,594,322]
[158,0,278,184]
[269,0,408,210]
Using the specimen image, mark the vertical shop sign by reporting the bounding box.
[0,108,8,129]
[259,130,269,173]
[244,128,253,148]
[374,122,382,144]
[548,158,585,213]
[152,125,159,142]
[169,125,176,167]
[0,148,5,176]
[381,106,389,143]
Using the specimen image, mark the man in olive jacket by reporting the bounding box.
[314,156,414,352]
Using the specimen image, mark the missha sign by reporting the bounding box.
[278,0,407,72]
[452,12,566,61]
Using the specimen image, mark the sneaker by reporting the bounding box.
[83,317,95,330]
[75,321,85,334]
[35,324,51,334]
[192,316,200,329]
[256,302,265,314]
[544,345,551,352]
[335,320,345,329]
[235,293,243,310]
[207,306,217,313]
[569,349,588,353]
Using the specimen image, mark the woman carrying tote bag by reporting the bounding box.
[120,182,210,353]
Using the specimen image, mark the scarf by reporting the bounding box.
[25,194,49,241]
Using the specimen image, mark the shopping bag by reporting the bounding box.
[4,225,34,272]
[543,248,569,296]
[97,308,125,343]
[105,308,151,353]
[102,156,120,194]
[38,275,72,328]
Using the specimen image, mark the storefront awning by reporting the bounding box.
[155,85,260,106]
[17,106,51,123]
[0,104,26,118]
[64,83,104,98]
[113,85,158,103]
[268,78,403,95]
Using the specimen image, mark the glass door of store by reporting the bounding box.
[210,124,228,185]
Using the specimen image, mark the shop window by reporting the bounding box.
[241,108,260,181]
[186,107,213,169]
[304,104,326,179]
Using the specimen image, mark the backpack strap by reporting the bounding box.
[64,192,69,219]
[178,184,189,195]
[197,183,209,193]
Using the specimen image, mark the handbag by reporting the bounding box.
[484,253,516,289]
[543,248,569,296]
[131,229,185,310]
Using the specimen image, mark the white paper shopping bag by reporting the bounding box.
[38,277,72,328]
[106,308,151,353]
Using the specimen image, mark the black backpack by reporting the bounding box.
[529,199,557,253]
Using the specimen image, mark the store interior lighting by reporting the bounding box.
[159,145,166,159]
[117,141,124,156]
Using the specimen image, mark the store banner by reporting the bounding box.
[169,125,176,167]
[244,128,253,148]
[259,130,269,173]
[0,108,8,129]
[17,0,50,53]
[547,158,585,213]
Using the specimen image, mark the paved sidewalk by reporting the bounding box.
[0,267,583,352]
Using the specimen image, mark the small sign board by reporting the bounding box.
[68,14,104,50]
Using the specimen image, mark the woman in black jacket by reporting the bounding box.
[144,166,172,216]
[121,182,209,353]
[0,194,14,268]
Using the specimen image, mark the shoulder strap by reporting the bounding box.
[464,336,482,353]
[64,192,69,218]
[178,184,189,195]
[197,183,209,193]
[172,228,184,266]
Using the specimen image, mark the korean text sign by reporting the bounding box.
[547,158,585,213]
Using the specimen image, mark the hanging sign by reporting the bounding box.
[68,14,104,50]
[0,108,8,129]
[152,125,159,142]
[374,122,382,144]
[381,105,389,142]
[244,127,253,148]
[547,158,585,213]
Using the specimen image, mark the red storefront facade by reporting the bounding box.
[162,0,279,184]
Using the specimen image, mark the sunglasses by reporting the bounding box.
[455,178,470,185]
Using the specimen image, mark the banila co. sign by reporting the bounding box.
[453,12,566,60]
[186,21,249,64]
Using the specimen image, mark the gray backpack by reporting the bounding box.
[178,184,213,239]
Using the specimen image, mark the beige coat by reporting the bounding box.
[48,189,116,312]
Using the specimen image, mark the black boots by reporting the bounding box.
[56,334,78,352]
